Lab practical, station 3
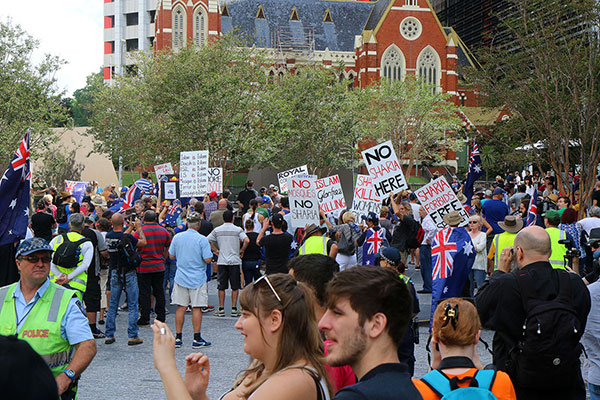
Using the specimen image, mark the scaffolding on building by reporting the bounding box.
[272,24,316,68]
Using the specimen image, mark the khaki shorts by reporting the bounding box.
[99,269,109,309]
[171,282,208,308]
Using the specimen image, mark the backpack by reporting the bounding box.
[505,270,582,389]
[407,219,425,249]
[337,223,361,255]
[420,369,498,400]
[56,204,68,224]
[52,234,89,269]
[117,234,141,272]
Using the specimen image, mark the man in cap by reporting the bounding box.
[0,238,97,399]
[203,191,219,221]
[487,215,523,273]
[543,209,568,269]
[357,211,391,266]
[168,212,214,348]
[298,222,338,259]
[49,213,93,300]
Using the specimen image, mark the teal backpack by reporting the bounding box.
[420,369,498,400]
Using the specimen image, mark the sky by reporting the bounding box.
[1,0,104,97]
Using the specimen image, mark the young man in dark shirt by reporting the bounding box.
[237,180,258,215]
[30,199,56,242]
[319,267,422,400]
[257,213,293,274]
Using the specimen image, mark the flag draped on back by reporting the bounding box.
[430,226,476,326]
[463,141,484,206]
[163,200,183,226]
[527,186,538,226]
[65,180,88,203]
[361,227,389,266]
[0,132,31,245]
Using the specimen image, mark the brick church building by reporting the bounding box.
[150,0,495,173]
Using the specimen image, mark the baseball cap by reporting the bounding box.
[361,211,379,224]
[16,238,53,259]
[186,212,202,223]
[262,195,271,204]
[271,213,284,223]
[209,191,218,198]
[542,209,560,219]
[378,247,401,266]
[492,188,505,196]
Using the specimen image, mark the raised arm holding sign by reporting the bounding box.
[361,141,408,200]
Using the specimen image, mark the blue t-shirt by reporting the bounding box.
[105,230,138,269]
[482,199,509,235]
[169,229,213,289]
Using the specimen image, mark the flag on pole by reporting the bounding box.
[463,141,484,206]
[122,183,143,209]
[0,131,31,245]
[64,180,88,203]
[430,226,476,326]
[527,186,538,227]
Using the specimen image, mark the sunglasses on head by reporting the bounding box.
[21,255,51,264]
[254,274,282,304]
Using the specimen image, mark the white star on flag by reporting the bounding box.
[290,241,298,250]
[8,230,13,235]
[23,208,28,217]
[365,260,371,265]
[9,199,16,209]
[473,165,482,173]
[462,241,474,256]
[443,286,448,294]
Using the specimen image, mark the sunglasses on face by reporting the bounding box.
[21,255,51,264]
[254,274,282,304]
[469,221,479,224]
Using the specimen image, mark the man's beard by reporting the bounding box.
[327,325,368,367]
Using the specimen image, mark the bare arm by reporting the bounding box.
[389,193,404,220]
[482,217,493,236]
[56,339,97,395]
[256,218,270,246]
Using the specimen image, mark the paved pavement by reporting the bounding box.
[78,265,494,399]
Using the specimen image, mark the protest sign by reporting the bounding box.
[351,175,381,221]
[288,174,320,226]
[160,175,180,200]
[277,165,308,194]
[361,141,408,200]
[206,167,223,194]
[414,176,469,229]
[316,175,346,214]
[179,151,209,197]
[154,162,174,178]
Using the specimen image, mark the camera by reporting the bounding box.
[559,239,581,258]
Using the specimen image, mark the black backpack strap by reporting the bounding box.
[513,271,536,313]
[555,269,573,305]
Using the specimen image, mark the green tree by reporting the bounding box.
[72,69,103,126]
[474,0,600,213]
[258,65,367,177]
[0,19,68,166]
[363,77,463,179]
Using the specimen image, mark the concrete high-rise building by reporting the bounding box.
[103,0,157,84]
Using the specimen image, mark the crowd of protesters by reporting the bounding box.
[5,168,600,400]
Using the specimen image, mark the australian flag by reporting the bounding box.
[463,141,484,206]
[65,180,87,203]
[0,132,31,245]
[122,183,143,209]
[430,226,476,327]
[362,227,390,266]
[527,186,538,227]
[163,199,183,226]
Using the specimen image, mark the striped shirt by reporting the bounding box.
[134,223,171,273]
[134,178,155,195]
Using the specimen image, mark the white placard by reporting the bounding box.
[316,175,346,214]
[361,141,408,200]
[414,176,469,229]
[164,182,177,200]
[206,167,223,194]
[179,151,209,197]
[277,165,308,194]
[154,162,174,178]
[351,175,382,222]
[288,174,320,226]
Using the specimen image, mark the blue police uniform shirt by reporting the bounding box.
[13,279,93,345]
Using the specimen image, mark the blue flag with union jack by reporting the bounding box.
[430,226,476,326]
[527,186,538,227]
[463,141,484,206]
[0,132,31,245]
[163,199,183,226]
[65,180,87,203]
[361,227,390,266]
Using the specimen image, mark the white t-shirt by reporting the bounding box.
[579,217,600,235]
[470,231,488,271]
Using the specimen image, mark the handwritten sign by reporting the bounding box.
[179,151,209,197]
[206,167,223,194]
[315,175,346,214]
[351,175,381,221]
[277,165,308,194]
[414,176,468,229]
[362,141,408,200]
[288,174,320,226]
[154,162,174,178]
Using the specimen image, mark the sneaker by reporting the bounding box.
[93,330,106,339]
[128,337,143,346]
[201,305,215,313]
[192,338,211,348]
[98,319,105,325]
[175,338,182,348]
[105,337,115,345]
[214,307,225,317]
[137,319,150,326]
[230,308,241,317]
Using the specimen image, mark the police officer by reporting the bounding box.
[0,238,96,399]
[488,215,523,272]
[49,213,93,298]
[543,209,568,269]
